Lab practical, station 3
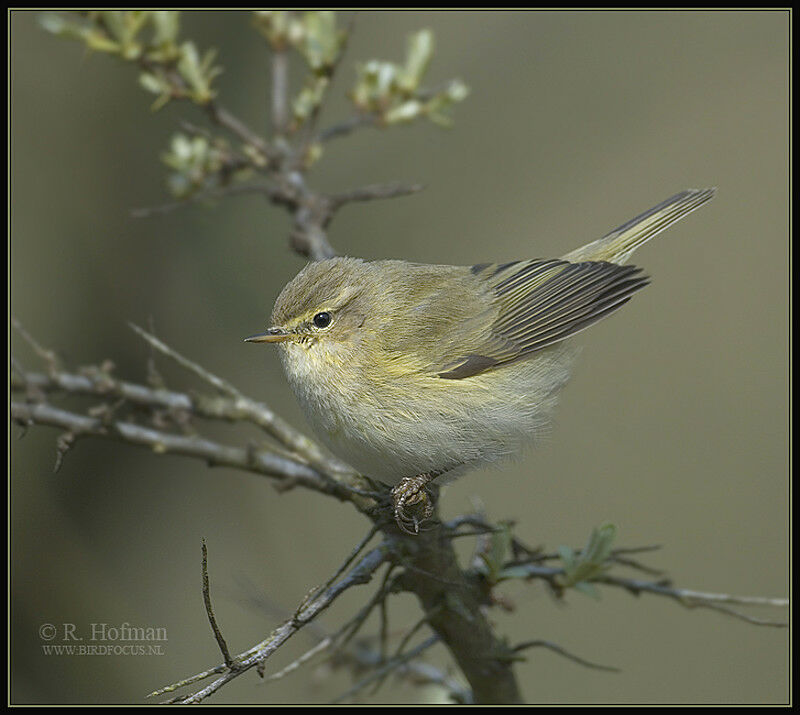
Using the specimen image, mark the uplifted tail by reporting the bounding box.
[563,188,716,265]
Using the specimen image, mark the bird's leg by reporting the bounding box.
[391,472,438,535]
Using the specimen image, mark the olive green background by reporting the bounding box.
[11,10,788,705]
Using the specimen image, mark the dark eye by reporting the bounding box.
[313,312,332,329]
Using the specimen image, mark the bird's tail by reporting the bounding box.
[563,188,716,265]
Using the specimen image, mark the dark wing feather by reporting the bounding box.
[438,259,649,379]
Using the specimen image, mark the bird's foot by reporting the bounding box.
[391,473,436,535]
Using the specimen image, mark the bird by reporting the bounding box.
[246,188,716,533]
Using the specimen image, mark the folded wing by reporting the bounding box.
[437,259,649,379]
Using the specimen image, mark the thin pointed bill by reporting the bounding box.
[244,328,291,343]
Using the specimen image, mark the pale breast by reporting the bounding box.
[279,339,577,484]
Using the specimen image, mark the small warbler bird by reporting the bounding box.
[247,189,715,533]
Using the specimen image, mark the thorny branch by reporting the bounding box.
[19,10,787,705]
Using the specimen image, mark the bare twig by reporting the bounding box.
[127,323,358,482]
[308,523,382,603]
[153,545,388,703]
[201,540,234,667]
[10,400,355,502]
[12,367,317,462]
[595,575,788,627]
[608,553,665,577]
[11,317,61,374]
[368,611,436,697]
[129,322,240,398]
[271,47,289,135]
[317,113,380,143]
[605,582,787,609]
[332,635,441,704]
[130,183,281,218]
[332,563,398,656]
[236,577,468,701]
[497,560,787,627]
[327,182,425,211]
[205,101,274,162]
[263,636,334,682]
[512,640,620,673]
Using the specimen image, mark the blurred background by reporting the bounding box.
[11,10,788,705]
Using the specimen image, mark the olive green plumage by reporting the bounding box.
[249,189,715,483]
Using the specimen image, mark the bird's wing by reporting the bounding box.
[436,259,649,379]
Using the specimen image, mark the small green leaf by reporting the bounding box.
[99,11,127,42]
[252,10,291,48]
[138,72,165,95]
[583,523,617,566]
[302,142,323,168]
[124,11,151,41]
[573,581,600,599]
[84,30,121,54]
[176,41,218,103]
[385,99,423,124]
[348,27,467,129]
[558,545,575,570]
[299,11,343,71]
[558,523,618,595]
[446,79,470,102]
[149,93,171,112]
[177,41,201,81]
[151,11,180,47]
[400,29,434,92]
[489,524,512,571]
[292,76,329,123]
[39,13,71,36]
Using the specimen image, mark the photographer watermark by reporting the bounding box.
[39,622,167,656]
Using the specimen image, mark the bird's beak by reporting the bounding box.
[244,327,291,344]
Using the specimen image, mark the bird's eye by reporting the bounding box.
[313,312,332,329]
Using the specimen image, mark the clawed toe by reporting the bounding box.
[391,475,436,535]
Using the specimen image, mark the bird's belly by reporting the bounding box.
[289,374,452,483]
[280,343,576,484]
